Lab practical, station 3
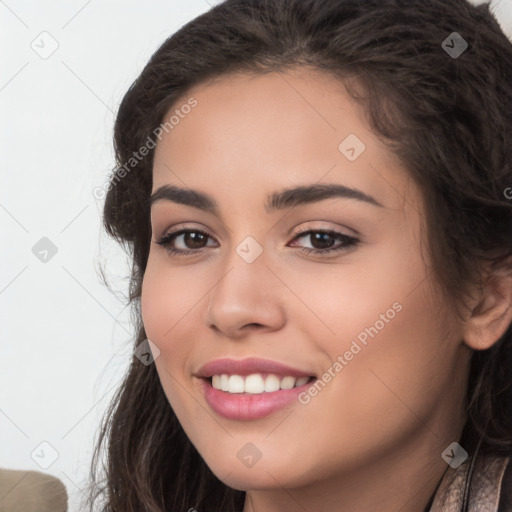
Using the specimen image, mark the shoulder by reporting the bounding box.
[0,468,68,512]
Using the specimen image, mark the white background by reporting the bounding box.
[1,1,511,510]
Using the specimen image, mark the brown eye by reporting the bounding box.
[156,229,217,256]
[180,231,209,249]
[308,232,337,250]
[289,229,359,256]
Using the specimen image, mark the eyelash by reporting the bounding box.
[155,226,359,258]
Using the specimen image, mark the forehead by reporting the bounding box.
[151,67,413,212]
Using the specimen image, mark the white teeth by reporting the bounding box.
[220,374,229,391]
[264,374,281,392]
[212,375,221,389]
[245,374,265,394]
[280,376,295,390]
[210,373,311,394]
[228,375,245,393]
[296,377,309,387]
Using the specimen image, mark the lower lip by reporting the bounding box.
[200,378,315,420]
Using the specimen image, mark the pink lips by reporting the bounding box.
[196,357,313,379]
[196,357,316,421]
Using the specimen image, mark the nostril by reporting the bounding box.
[244,323,265,330]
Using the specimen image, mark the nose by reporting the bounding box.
[204,247,287,339]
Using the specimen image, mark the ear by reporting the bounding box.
[462,257,512,351]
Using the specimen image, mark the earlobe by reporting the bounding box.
[462,259,512,351]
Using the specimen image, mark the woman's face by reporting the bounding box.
[141,68,471,492]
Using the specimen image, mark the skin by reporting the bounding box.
[140,67,512,512]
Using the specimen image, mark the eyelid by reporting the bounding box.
[292,223,355,238]
[156,222,218,241]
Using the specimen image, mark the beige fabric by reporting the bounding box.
[0,468,67,512]
[430,454,510,512]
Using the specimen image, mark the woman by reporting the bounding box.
[86,0,512,510]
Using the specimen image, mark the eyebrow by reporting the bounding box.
[149,183,383,214]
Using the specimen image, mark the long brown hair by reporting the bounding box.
[85,1,512,510]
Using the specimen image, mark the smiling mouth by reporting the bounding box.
[208,373,316,394]
[199,368,318,420]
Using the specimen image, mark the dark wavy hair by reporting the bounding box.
[85,0,512,510]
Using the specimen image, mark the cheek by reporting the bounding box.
[140,261,198,418]
[297,234,456,422]
[317,280,457,441]
[140,260,195,369]
[287,236,422,347]
[141,256,195,339]
[282,286,459,481]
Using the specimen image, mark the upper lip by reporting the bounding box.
[196,357,315,379]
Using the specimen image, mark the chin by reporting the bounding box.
[201,452,314,491]
[215,468,288,492]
